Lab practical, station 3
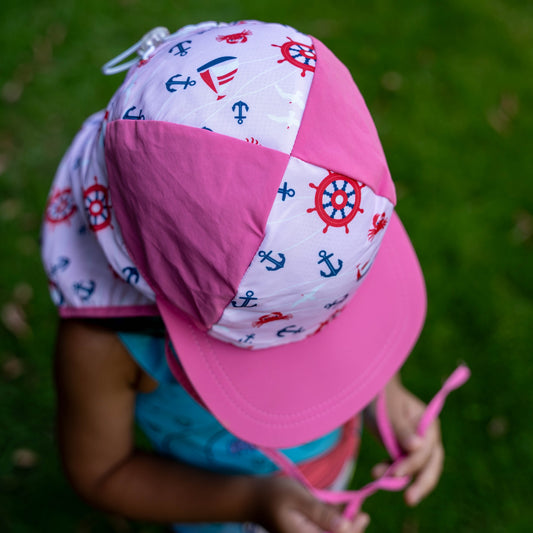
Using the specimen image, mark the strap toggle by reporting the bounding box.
[102,26,170,75]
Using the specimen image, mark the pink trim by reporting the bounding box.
[416,364,471,436]
[374,365,471,461]
[106,120,290,329]
[164,337,207,408]
[375,389,402,460]
[58,305,159,318]
[292,37,396,204]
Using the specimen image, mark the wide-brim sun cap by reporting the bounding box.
[42,20,426,448]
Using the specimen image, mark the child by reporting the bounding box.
[42,20,450,533]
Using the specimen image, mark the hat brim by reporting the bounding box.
[158,212,426,448]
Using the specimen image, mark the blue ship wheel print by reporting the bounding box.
[272,38,316,77]
[83,176,112,232]
[307,171,365,233]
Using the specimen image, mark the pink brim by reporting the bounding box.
[158,212,426,448]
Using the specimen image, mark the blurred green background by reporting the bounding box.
[1,0,532,531]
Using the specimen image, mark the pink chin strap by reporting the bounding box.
[258,365,471,523]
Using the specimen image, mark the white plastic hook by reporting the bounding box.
[102,26,170,75]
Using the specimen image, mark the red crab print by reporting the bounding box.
[368,212,388,241]
[216,30,252,44]
[252,311,293,328]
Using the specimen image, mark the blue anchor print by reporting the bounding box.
[277,325,305,338]
[231,290,258,308]
[229,439,255,455]
[50,256,70,277]
[122,106,145,120]
[168,40,192,56]
[202,126,213,132]
[258,250,286,271]
[239,333,255,344]
[318,250,343,278]
[324,293,349,310]
[232,101,249,124]
[73,280,96,302]
[166,74,197,92]
[172,416,193,427]
[78,225,87,235]
[277,182,295,201]
[122,266,140,284]
[145,421,163,434]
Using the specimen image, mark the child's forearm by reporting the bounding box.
[55,320,259,524]
[72,448,366,533]
[76,448,261,524]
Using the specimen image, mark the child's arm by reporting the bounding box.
[366,375,444,507]
[54,319,369,533]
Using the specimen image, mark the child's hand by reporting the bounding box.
[371,378,444,507]
[252,476,370,533]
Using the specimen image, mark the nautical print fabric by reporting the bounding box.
[211,157,393,348]
[41,20,395,350]
[41,110,157,315]
[107,20,314,155]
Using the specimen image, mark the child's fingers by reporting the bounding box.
[306,506,369,533]
[394,423,440,478]
[371,462,389,479]
[303,498,350,533]
[336,513,370,533]
[405,442,444,505]
[352,512,371,532]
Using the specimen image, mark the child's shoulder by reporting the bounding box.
[54,318,162,393]
[55,319,136,381]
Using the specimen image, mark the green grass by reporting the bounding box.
[1,0,533,531]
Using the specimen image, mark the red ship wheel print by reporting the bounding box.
[272,37,316,77]
[83,176,112,231]
[45,188,77,225]
[307,171,365,233]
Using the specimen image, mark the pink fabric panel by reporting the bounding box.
[292,38,396,205]
[105,120,289,328]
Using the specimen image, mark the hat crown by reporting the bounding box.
[103,20,395,349]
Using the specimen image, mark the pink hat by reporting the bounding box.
[42,20,426,447]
